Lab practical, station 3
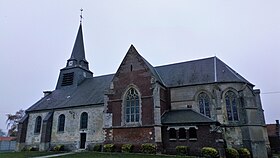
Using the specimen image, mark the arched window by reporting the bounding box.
[198,92,211,118]
[58,114,65,132]
[125,88,140,123]
[80,112,88,129]
[169,128,176,139]
[225,91,239,121]
[189,127,197,139]
[179,128,186,139]
[34,116,42,134]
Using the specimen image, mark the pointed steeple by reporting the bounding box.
[66,23,89,70]
[56,23,93,89]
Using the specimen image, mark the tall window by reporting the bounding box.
[125,88,140,123]
[58,114,65,132]
[198,92,211,118]
[179,128,186,139]
[169,128,177,139]
[189,127,197,139]
[225,91,239,121]
[80,112,88,129]
[34,116,42,134]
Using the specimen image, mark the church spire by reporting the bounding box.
[56,16,93,89]
[66,23,89,70]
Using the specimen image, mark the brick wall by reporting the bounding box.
[162,125,223,155]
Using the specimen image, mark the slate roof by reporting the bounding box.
[139,52,164,84]
[155,57,252,87]
[26,74,113,112]
[69,24,87,63]
[161,109,218,125]
[26,56,252,112]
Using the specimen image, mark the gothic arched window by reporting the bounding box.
[198,92,211,118]
[80,112,88,129]
[125,88,140,123]
[34,116,42,134]
[225,91,239,121]
[58,114,65,132]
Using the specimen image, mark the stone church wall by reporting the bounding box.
[25,112,48,146]
[50,106,104,150]
[169,82,269,157]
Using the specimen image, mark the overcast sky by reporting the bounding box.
[0,0,279,133]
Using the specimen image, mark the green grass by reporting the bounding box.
[273,154,280,158]
[0,151,64,158]
[0,151,195,158]
[56,152,194,158]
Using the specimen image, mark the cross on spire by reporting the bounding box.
[80,8,84,23]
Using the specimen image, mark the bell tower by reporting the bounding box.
[56,21,93,89]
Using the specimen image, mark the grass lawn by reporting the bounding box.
[0,151,64,158]
[0,151,195,158]
[56,152,194,158]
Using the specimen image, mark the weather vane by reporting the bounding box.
[80,8,84,23]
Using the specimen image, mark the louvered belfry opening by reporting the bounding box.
[61,72,74,86]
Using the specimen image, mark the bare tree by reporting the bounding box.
[6,109,25,137]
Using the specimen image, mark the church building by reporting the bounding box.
[17,23,269,157]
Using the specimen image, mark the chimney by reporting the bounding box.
[276,120,279,137]
[43,91,52,97]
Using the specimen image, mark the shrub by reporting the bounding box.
[226,148,239,158]
[53,144,64,151]
[21,146,27,151]
[93,144,102,152]
[238,148,251,158]
[103,144,115,152]
[176,146,189,156]
[28,146,39,151]
[141,143,156,154]
[121,144,134,153]
[201,147,219,158]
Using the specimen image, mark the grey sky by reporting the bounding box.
[0,0,279,132]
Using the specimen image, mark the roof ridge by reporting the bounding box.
[155,56,215,69]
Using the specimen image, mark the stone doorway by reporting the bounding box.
[80,133,86,149]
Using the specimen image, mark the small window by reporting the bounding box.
[169,128,177,139]
[178,128,186,139]
[225,91,239,121]
[189,127,197,139]
[58,114,65,132]
[80,112,88,129]
[34,116,42,134]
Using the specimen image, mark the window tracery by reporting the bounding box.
[125,88,140,123]
[225,91,239,121]
[198,92,211,118]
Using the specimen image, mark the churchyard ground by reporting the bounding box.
[0,151,196,158]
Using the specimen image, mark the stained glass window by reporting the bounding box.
[125,88,140,123]
[198,92,211,118]
[225,91,239,121]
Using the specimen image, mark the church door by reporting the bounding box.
[80,133,86,149]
